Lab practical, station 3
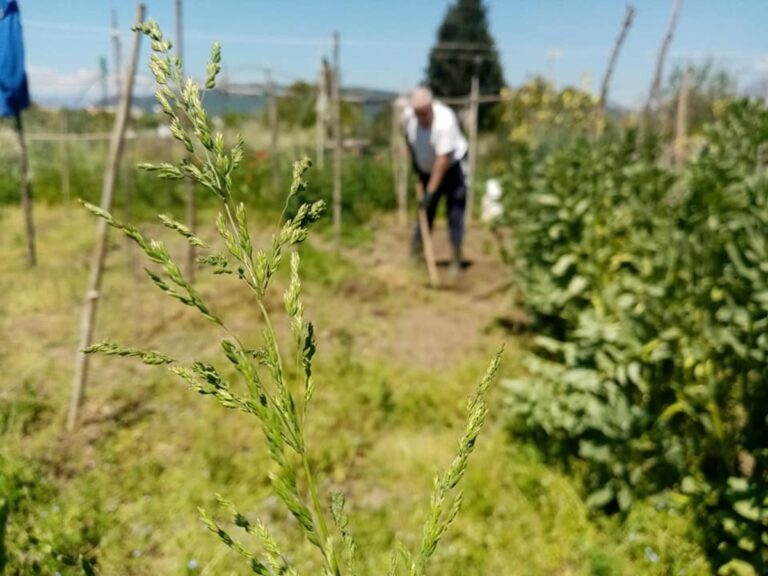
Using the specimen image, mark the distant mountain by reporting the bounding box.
[121,84,398,118]
[131,88,268,116]
[744,79,768,100]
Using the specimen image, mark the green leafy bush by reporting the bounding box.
[1,115,396,237]
[234,152,396,230]
[500,101,768,574]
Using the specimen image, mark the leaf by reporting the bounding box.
[533,193,561,207]
[566,275,589,298]
[303,323,317,405]
[717,559,758,576]
[585,484,614,509]
[616,485,633,511]
[158,214,206,247]
[551,254,577,277]
[737,537,756,552]
[658,400,693,423]
[733,500,760,522]
[681,476,702,495]
[579,440,611,463]
[83,342,175,365]
[725,241,759,282]
[727,477,749,492]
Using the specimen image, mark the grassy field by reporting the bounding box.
[0,203,710,575]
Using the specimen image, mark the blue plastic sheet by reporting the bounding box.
[0,0,30,117]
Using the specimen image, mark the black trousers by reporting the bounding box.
[413,161,466,250]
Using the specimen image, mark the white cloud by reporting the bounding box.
[26,65,154,105]
[27,66,101,100]
[754,54,768,74]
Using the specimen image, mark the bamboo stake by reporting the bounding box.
[266,67,280,194]
[58,139,70,203]
[402,141,410,229]
[390,99,399,220]
[315,58,327,170]
[59,111,71,203]
[391,97,408,226]
[647,0,684,113]
[111,9,123,100]
[599,4,636,111]
[13,113,36,266]
[331,32,342,248]
[415,181,440,288]
[68,3,145,432]
[99,57,108,110]
[125,127,141,280]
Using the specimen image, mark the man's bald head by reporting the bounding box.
[411,86,433,109]
[411,86,434,128]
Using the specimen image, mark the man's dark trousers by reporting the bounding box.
[412,161,466,251]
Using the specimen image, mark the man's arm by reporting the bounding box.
[426,153,451,195]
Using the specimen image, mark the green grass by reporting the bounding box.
[0,204,709,575]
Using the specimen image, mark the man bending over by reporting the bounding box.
[402,86,468,276]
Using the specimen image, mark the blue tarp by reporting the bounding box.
[0,0,30,117]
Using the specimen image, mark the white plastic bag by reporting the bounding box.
[481,178,504,223]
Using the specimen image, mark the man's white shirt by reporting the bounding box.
[403,100,468,174]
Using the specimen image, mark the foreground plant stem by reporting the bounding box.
[82,20,501,575]
[304,450,335,565]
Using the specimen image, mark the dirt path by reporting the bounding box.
[317,216,511,371]
[0,205,512,421]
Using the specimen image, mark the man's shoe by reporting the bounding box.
[448,245,463,279]
[448,258,461,279]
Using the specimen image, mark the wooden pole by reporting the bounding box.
[402,141,410,228]
[674,67,690,169]
[125,135,141,279]
[415,181,439,288]
[599,4,636,111]
[331,32,342,247]
[113,9,135,274]
[391,97,408,226]
[266,67,280,194]
[111,9,123,100]
[99,57,109,109]
[647,0,684,113]
[59,112,71,203]
[465,58,479,228]
[315,58,328,170]
[220,67,230,121]
[68,3,145,432]
[13,113,36,266]
[176,0,196,283]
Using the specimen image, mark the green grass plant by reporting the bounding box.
[0,24,712,576]
[0,197,712,574]
[81,21,502,575]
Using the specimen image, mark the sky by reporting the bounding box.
[15,0,768,109]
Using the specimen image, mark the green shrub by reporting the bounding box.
[500,101,768,573]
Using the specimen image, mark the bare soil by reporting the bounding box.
[320,215,511,370]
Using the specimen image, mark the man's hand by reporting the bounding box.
[421,188,436,210]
